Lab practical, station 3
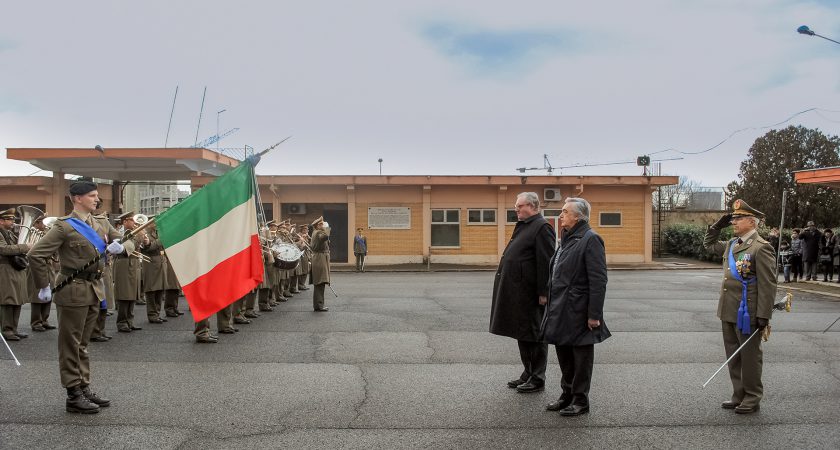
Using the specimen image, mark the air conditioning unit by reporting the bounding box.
[287,203,307,214]
[543,188,563,202]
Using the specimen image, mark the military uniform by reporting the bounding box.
[309,217,331,311]
[90,214,117,342]
[28,181,134,413]
[113,212,145,332]
[703,199,775,414]
[141,227,168,324]
[296,225,311,291]
[27,215,58,332]
[162,256,183,317]
[0,208,32,341]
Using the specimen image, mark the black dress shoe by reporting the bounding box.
[130,326,143,330]
[32,325,47,332]
[3,334,19,341]
[90,336,110,342]
[219,328,236,334]
[149,318,165,324]
[546,396,573,411]
[117,328,132,333]
[559,404,589,416]
[176,311,185,316]
[165,312,179,318]
[721,400,739,409]
[507,378,527,389]
[314,307,330,312]
[14,332,28,339]
[81,385,110,407]
[233,318,251,324]
[43,324,57,330]
[735,404,760,414]
[515,382,545,393]
[196,336,219,343]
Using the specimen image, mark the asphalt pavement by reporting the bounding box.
[1,270,839,449]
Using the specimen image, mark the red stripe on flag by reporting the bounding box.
[182,234,263,322]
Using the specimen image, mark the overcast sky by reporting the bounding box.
[2,0,839,187]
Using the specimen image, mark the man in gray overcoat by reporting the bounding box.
[490,192,556,393]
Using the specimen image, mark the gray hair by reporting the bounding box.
[564,197,590,222]
[517,192,540,210]
[747,216,760,227]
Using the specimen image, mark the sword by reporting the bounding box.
[823,315,840,333]
[361,257,365,272]
[0,332,21,366]
[702,329,761,388]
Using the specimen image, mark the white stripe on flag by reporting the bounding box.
[165,197,256,286]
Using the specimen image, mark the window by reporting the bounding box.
[542,209,561,218]
[600,212,622,227]
[506,209,518,224]
[467,209,496,224]
[432,209,460,247]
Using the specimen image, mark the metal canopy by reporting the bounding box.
[793,166,840,189]
[6,147,239,181]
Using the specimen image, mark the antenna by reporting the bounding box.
[164,85,178,148]
[193,86,207,147]
[516,154,554,174]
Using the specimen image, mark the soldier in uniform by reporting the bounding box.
[28,180,133,413]
[90,209,117,342]
[704,199,776,414]
[28,215,58,332]
[354,227,367,272]
[296,224,311,291]
[162,255,183,318]
[309,216,331,312]
[267,221,286,304]
[141,221,169,324]
[113,212,146,333]
[0,208,32,341]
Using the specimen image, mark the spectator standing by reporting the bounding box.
[800,221,821,281]
[820,229,836,282]
[789,229,803,282]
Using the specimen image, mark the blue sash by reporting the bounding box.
[354,236,367,253]
[727,238,754,335]
[65,218,107,254]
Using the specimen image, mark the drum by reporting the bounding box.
[272,242,302,270]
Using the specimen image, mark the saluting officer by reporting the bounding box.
[309,216,331,312]
[704,199,776,414]
[28,181,133,413]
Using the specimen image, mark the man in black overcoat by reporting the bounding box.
[490,192,556,393]
[800,221,821,281]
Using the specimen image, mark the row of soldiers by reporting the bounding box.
[193,219,317,343]
[1,180,326,414]
[1,210,319,344]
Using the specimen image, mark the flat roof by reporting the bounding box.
[6,147,239,181]
[793,167,840,189]
[191,174,678,187]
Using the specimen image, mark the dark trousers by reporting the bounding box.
[116,300,135,331]
[722,321,763,407]
[313,283,326,310]
[91,308,108,338]
[555,344,595,406]
[822,261,834,280]
[146,290,164,320]
[517,340,548,384]
[164,289,180,315]
[804,261,818,280]
[355,253,366,272]
[30,301,52,328]
[790,255,802,280]
[1,304,22,337]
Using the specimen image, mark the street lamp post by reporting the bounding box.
[378,158,383,176]
[797,25,840,46]
[216,109,226,151]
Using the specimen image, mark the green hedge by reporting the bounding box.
[663,224,733,262]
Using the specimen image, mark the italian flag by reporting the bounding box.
[155,160,263,322]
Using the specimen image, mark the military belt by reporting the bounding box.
[60,267,103,281]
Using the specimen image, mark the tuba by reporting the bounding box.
[15,205,48,245]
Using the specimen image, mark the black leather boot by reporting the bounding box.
[66,387,100,414]
[81,385,111,407]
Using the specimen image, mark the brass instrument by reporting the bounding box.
[15,205,57,245]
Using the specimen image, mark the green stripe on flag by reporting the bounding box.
[156,161,254,248]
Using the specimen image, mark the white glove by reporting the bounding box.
[38,286,52,303]
[106,239,125,255]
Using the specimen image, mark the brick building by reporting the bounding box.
[4,147,677,265]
